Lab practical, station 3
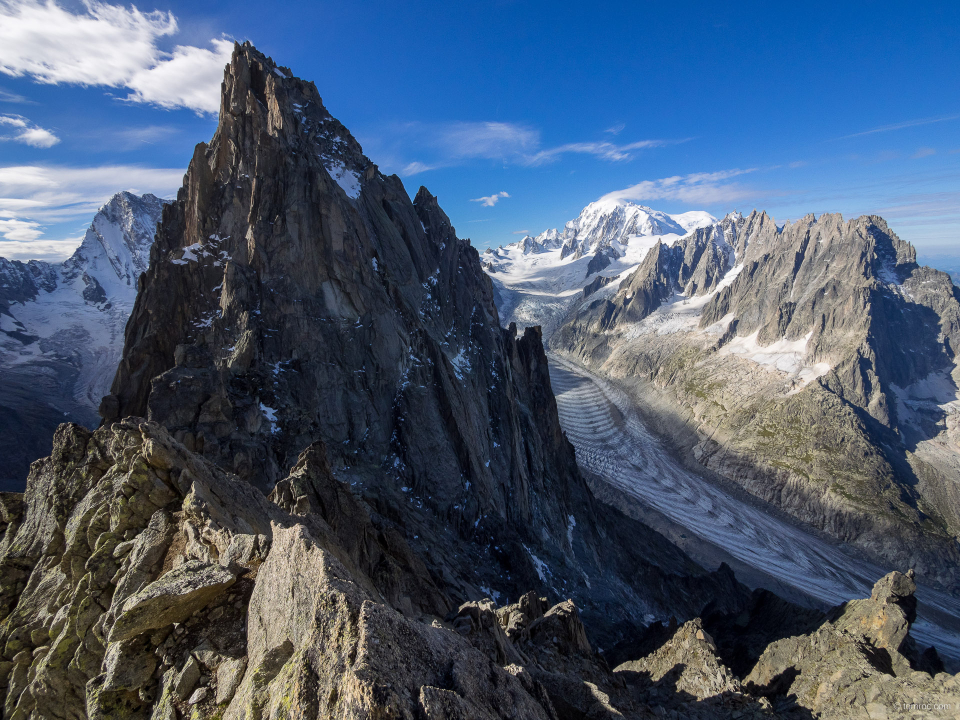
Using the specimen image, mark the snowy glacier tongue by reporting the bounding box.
[548,354,960,661]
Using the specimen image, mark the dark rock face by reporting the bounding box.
[582,273,615,299]
[102,42,746,645]
[585,249,613,277]
[553,210,960,589]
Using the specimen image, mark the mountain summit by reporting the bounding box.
[101,41,740,629]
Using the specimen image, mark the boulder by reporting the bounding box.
[109,560,236,642]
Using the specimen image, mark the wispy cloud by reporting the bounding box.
[471,191,509,207]
[600,168,761,206]
[108,124,181,150]
[0,0,232,114]
[834,114,960,140]
[512,229,529,235]
[0,163,183,257]
[0,214,42,241]
[604,123,625,135]
[522,139,681,166]
[0,87,31,103]
[912,147,936,159]
[0,113,58,147]
[365,120,680,176]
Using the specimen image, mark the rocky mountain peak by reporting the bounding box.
[103,43,747,633]
[1,191,164,490]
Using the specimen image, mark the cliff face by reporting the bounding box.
[99,43,745,636]
[552,210,960,589]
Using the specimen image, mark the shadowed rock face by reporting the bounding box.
[553,210,960,590]
[101,42,747,645]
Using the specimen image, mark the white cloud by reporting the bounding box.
[0,87,31,103]
[604,123,625,135]
[0,234,84,262]
[600,169,760,206]
[522,139,676,166]
[512,229,529,234]
[0,113,59,147]
[451,122,537,158]
[0,0,231,114]
[912,147,936,159]
[368,120,679,176]
[834,114,960,140]
[471,191,509,207]
[0,214,42,241]
[16,126,59,147]
[0,163,183,258]
[401,161,436,176]
[126,39,233,113]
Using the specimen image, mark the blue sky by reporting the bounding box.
[1,0,958,261]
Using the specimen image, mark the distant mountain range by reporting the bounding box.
[0,191,163,489]
[487,199,960,594]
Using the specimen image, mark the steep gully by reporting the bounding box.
[546,352,960,662]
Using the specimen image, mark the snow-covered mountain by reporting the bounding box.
[482,198,716,336]
[0,191,163,488]
[487,196,960,595]
[503,198,715,261]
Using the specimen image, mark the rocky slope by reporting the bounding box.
[552,210,960,591]
[0,423,955,718]
[0,192,164,490]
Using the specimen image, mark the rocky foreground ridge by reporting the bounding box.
[1,420,957,719]
[552,210,960,591]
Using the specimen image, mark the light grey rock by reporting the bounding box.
[191,637,222,669]
[102,637,157,691]
[174,655,201,701]
[224,524,557,720]
[187,686,209,704]
[109,560,236,642]
[616,618,740,700]
[745,571,960,717]
[215,657,246,704]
